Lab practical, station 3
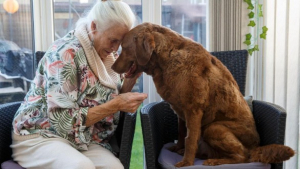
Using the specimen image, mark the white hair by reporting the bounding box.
[76,0,136,33]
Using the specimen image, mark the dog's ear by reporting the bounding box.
[135,32,155,65]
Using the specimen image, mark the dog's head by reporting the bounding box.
[111,22,156,78]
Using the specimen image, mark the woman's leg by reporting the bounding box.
[11,135,95,169]
[82,144,124,169]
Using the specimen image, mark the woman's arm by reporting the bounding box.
[43,49,93,145]
[85,92,147,127]
[86,72,145,127]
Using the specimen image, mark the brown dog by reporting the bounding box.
[111,22,294,167]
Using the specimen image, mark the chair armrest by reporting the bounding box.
[252,100,286,145]
[141,101,178,169]
[252,100,286,169]
[0,102,21,164]
[118,112,137,169]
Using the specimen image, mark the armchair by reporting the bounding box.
[140,50,286,169]
[0,51,137,169]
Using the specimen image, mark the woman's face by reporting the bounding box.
[91,22,130,59]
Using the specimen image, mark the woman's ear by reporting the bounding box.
[90,21,97,33]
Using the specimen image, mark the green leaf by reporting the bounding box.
[253,45,259,51]
[248,48,254,56]
[258,5,264,17]
[243,40,251,46]
[246,33,252,40]
[248,46,260,56]
[260,26,268,39]
[248,11,255,18]
[247,4,254,10]
[243,0,254,10]
[260,33,267,39]
[262,26,268,33]
[244,33,252,45]
[248,21,256,27]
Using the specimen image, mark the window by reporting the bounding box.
[162,0,207,48]
[0,0,34,104]
[53,0,96,40]
[53,0,142,40]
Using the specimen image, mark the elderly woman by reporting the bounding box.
[11,0,147,169]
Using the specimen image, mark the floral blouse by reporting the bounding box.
[12,30,121,152]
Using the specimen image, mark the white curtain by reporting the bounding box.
[262,0,300,168]
[208,0,248,52]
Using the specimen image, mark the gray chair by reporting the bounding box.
[140,50,286,169]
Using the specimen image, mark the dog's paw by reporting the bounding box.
[167,145,183,152]
[202,159,222,166]
[175,160,193,167]
[176,148,185,155]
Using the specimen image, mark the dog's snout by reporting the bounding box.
[111,62,119,73]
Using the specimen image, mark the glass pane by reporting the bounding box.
[162,0,207,48]
[53,0,142,40]
[53,0,143,92]
[53,0,97,40]
[0,0,34,104]
[124,0,142,26]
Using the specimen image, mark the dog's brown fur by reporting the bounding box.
[111,23,294,167]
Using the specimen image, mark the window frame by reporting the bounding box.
[33,0,54,52]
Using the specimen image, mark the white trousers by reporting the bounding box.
[11,135,124,169]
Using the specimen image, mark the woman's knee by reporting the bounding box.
[110,159,124,169]
[74,157,95,169]
[95,156,124,169]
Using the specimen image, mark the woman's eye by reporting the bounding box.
[111,39,119,44]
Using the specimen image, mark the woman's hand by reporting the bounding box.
[86,92,147,126]
[87,72,145,127]
[112,92,147,113]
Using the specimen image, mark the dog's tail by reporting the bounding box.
[250,144,295,163]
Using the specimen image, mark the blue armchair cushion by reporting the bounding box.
[158,143,271,169]
[1,160,24,169]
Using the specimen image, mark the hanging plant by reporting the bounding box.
[243,0,268,56]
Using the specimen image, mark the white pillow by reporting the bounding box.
[244,95,253,112]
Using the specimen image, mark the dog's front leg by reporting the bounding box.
[168,117,186,155]
[175,110,203,167]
